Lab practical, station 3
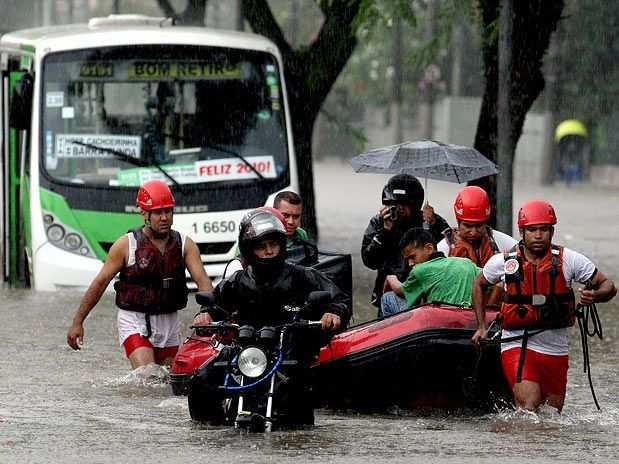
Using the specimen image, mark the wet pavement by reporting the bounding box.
[1,160,618,463]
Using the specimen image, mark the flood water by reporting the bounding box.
[2,160,618,463]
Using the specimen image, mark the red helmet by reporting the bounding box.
[454,186,491,222]
[136,180,175,211]
[517,200,557,227]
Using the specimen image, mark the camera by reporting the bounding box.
[388,205,398,221]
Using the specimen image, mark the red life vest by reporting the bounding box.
[114,228,188,314]
[444,227,499,267]
[500,244,575,330]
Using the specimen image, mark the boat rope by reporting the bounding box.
[575,298,603,410]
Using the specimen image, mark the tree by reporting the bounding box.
[156,0,364,236]
[241,0,365,237]
[156,0,207,26]
[471,0,564,225]
[556,0,619,164]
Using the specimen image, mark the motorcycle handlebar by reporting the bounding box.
[190,322,240,331]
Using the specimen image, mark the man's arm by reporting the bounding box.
[579,269,617,305]
[184,236,213,292]
[471,272,492,345]
[66,236,128,350]
[361,214,390,270]
[428,212,451,243]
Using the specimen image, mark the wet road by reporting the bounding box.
[2,160,619,463]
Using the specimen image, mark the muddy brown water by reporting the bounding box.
[2,161,618,463]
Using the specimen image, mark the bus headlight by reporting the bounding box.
[47,224,65,242]
[64,233,82,250]
[42,211,95,258]
[237,347,268,378]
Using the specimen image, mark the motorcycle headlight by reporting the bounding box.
[237,347,268,378]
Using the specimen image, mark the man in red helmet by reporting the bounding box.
[471,199,616,411]
[67,180,213,369]
[437,186,517,266]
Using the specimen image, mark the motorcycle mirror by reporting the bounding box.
[195,292,215,307]
[307,291,331,307]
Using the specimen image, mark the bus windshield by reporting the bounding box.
[41,45,288,187]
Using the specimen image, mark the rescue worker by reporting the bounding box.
[471,200,616,412]
[437,186,517,265]
[361,174,449,310]
[66,180,213,368]
[381,229,480,316]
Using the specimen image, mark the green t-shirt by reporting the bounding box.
[401,255,480,307]
[289,227,309,246]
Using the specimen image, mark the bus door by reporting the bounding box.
[1,52,32,286]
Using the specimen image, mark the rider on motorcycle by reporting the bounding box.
[195,208,350,330]
[192,209,350,426]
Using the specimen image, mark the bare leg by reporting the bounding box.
[513,380,544,411]
[128,346,156,369]
[545,393,565,412]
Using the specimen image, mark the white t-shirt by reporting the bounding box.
[437,229,518,256]
[482,247,596,355]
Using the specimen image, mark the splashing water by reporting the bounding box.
[105,363,171,392]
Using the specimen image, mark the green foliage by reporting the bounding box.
[556,0,619,163]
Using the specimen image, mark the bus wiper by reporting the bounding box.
[162,132,266,181]
[71,141,182,190]
[204,143,266,181]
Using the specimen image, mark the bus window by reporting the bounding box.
[41,45,289,188]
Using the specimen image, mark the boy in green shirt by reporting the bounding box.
[381,228,481,317]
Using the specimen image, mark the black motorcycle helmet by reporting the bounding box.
[238,209,287,278]
[382,174,424,211]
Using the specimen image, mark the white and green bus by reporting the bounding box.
[0,15,297,290]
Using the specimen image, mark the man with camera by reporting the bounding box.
[361,174,449,313]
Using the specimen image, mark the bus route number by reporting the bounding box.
[192,220,237,235]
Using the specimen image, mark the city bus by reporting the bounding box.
[0,15,297,290]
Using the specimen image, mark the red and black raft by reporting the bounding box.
[171,303,510,411]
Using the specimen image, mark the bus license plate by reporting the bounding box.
[191,220,238,235]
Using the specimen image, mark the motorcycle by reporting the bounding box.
[186,291,330,432]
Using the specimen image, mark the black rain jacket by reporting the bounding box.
[361,210,450,305]
[209,262,351,330]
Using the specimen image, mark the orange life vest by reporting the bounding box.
[444,227,498,267]
[501,244,575,330]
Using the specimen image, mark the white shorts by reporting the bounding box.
[117,309,182,349]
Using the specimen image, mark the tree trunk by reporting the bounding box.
[156,0,207,26]
[242,0,362,239]
[156,0,363,238]
[471,0,564,229]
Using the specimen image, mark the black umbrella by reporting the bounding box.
[351,140,498,184]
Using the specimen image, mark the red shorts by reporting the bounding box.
[122,334,179,365]
[501,348,569,397]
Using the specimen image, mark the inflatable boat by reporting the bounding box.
[171,303,509,411]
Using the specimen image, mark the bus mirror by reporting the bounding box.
[9,73,34,130]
